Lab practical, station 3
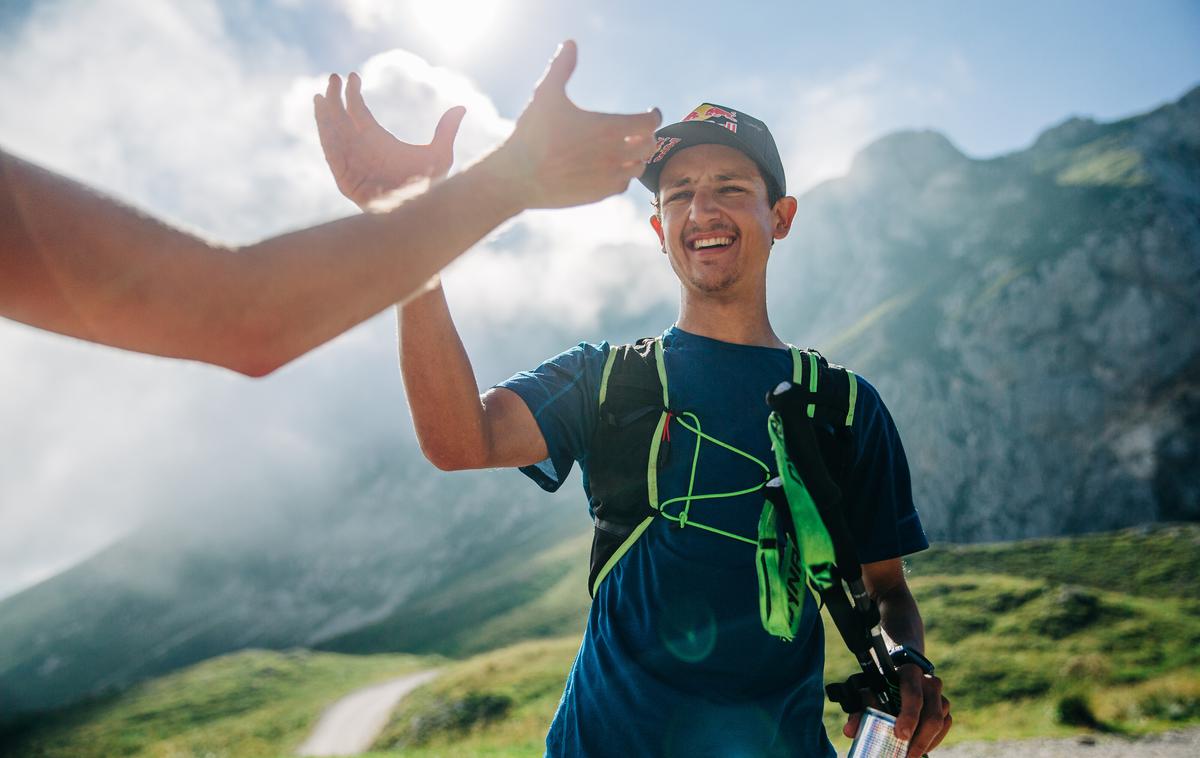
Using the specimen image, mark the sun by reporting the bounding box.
[408,0,507,57]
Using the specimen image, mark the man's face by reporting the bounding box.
[650,143,795,298]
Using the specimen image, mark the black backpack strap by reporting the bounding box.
[586,338,666,596]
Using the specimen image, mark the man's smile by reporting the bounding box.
[685,232,739,254]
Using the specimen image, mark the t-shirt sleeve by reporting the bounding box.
[493,341,609,493]
[845,375,929,563]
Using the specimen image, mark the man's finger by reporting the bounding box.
[431,106,467,178]
[433,106,467,149]
[908,709,945,757]
[842,711,863,739]
[325,74,345,112]
[313,93,348,182]
[895,669,925,741]
[534,40,577,99]
[927,707,953,753]
[345,72,384,132]
[620,131,660,166]
[586,107,664,137]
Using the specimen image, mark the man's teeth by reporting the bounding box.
[693,237,734,249]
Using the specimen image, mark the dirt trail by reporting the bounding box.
[296,669,439,756]
[935,727,1200,757]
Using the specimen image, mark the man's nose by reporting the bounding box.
[689,188,721,224]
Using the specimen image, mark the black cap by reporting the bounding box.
[639,103,786,198]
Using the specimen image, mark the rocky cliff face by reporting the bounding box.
[773,86,1200,541]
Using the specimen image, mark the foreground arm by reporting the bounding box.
[1,144,518,377]
[848,559,952,756]
[0,42,658,377]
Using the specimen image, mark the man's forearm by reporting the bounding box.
[1,147,523,375]
[397,284,490,470]
[876,582,926,654]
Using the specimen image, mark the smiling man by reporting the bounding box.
[322,99,951,757]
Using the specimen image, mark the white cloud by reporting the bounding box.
[0,1,672,600]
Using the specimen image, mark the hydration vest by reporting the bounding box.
[585,337,860,625]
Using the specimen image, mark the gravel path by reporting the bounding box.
[296,669,439,756]
[935,727,1200,757]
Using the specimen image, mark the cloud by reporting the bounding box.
[0,1,671,600]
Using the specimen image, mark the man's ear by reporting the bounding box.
[772,196,798,240]
[650,214,666,250]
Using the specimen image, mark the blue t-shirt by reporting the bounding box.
[498,326,927,758]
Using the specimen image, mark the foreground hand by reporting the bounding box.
[314,72,465,210]
[490,40,661,209]
[843,667,952,757]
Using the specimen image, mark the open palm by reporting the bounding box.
[314,72,465,210]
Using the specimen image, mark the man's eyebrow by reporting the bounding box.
[663,169,754,190]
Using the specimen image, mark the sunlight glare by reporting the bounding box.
[409,0,507,56]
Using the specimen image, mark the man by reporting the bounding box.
[0,41,659,376]
[321,95,951,756]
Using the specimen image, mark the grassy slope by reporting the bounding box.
[0,649,436,758]
[368,525,1200,756]
[5,526,1197,757]
[319,532,593,658]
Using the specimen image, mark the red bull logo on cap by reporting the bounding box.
[682,103,739,133]
[648,136,682,165]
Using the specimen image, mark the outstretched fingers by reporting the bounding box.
[314,74,352,182]
[533,40,578,101]
[345,72,385,133]
[431,106,467,177]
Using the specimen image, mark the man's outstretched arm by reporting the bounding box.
[314,41,654,469]
[0,41,659,378]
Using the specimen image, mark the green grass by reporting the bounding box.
[318,531,592,658]
[5,526,1198,757]
[367,525,1200,756]
[0,649,436,758]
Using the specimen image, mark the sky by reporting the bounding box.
[0,0,1197,600]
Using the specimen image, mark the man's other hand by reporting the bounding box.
[314,72,465,210]
[490,40,661,209]
[842,666,952,757]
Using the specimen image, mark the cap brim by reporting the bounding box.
[639,120,770,194]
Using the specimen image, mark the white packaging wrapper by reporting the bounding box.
[847,707,910,758]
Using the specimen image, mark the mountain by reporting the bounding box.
[0,448,586,719]
[771,85,1200,541]
[1,85,1197,719]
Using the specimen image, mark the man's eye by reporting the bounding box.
[667,191,692,203]
[720,186,746,194]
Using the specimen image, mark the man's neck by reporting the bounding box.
[674,285,785,349]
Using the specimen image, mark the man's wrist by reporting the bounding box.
[472,142,535,216]
[890,645,935,676]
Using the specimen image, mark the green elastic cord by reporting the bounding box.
[806,352,818,418]
[767,411,836,592]
[591,516,655,596]
[597,345,618,409]
[844,369,858,427]
[653,337,669,407]
[656,411,770,546]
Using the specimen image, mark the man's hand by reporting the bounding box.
[314,72,465,210]
[488,40,661,209]
[842,666,952,757]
